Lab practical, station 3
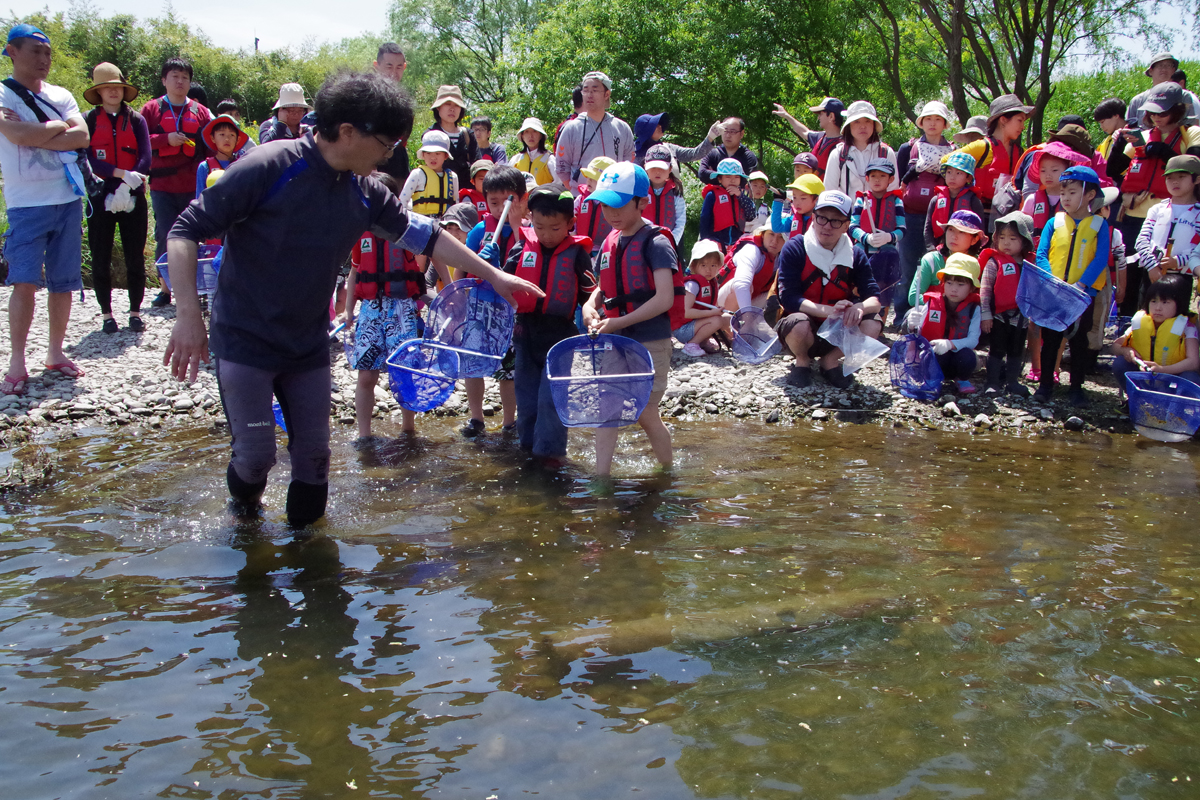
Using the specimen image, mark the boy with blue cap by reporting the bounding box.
[581,162,678,476]
[850,157,906,325]
[0,23,91,396]
[1033,165,1111,406]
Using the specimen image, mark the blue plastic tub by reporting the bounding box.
[1125,372,1200,442]
[546,334,655,428]
[889,334,944,401]
[385,339,460,413]
[731,307,782,365]
[423,279,515,378]
[155,244,223,295]
[1016,263,1091,332]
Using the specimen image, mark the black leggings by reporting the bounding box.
[986,320,1027,387]
[1039,301,1094,391]
[87,190,148,314]
[216,359,332,526]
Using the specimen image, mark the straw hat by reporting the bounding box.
[83,62,138,105]
[272,83,310,110]
[430,85,466,110]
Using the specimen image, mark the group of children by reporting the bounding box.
[321,86,1200,475]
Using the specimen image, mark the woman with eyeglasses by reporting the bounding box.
[773,190,884,390]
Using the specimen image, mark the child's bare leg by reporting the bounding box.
[595,427,619,476]
[465,377,485,423]
[355,369,380,439]
[689,316,724,344]
[401,408,416,433]
[499,379,516,427]
[1028,323,1042,370]
[638,405,673,468]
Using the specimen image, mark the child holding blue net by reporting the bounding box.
[1113,274,1200,392]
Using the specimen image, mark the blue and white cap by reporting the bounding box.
[7,23,49,46]
[591,162,649,208]
[710,158,748,182]
[1060,165,1100,187]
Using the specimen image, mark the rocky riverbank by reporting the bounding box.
[0,287,1136,446]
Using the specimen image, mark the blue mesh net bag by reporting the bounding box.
[889,334,944,401]
[731,307,782,365]
[155,244,222,295]
[272,400,288,434]
[386,339,461,413]
[547,334,655,428]
[1016,263,1091,332]
[424,279,515,378]
[1125,372,1200,442]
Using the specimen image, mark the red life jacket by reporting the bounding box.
[921,290,980,341]
[702,184,739,234]
[811,134,840,176]
[512,228,593,317]
[1122,127,1186,198]
[479,212,519,262]
[979,248,1023,315]
[901,138,945,214]
[150,97,204,158]
[791,212,812,236]
[787,251,858,311]
[460,187,488,216]
[353,233,425,301]
[1028,189,1059,246]
[929,186,980,240]
[597,224,686,325]
[717,233,777,298]
[646,181,679,232]
[854,190,903,234]
[688,274,719,307]
[975,136,1022,205]
[87,108,139,172]
[574,186,612,249]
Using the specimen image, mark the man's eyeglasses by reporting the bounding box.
[372,134,402,155]
[813,213,849,228]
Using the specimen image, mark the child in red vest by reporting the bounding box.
[699,159,747,247]
[1020,141,1087,248]
[503,183,596,465]
[917,253,982,394]
[772,174,825,238]
[574,156,615,263]
[924,152,984,252]
[459,160,491,218]
[980,211,1036,396]
[643,145,686,244]
[195,115,248,199]
[850,158,906,326]
[582,163,678,476]
[346,173,452,441]
[676,239,731,356]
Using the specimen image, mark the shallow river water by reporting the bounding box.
[1,420,1198,799]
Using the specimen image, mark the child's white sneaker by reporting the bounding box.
[682,343,706,357]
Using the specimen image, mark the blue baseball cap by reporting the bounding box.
[7,24,50,46]
[590,162,649,208]
[1060,165,1100,186]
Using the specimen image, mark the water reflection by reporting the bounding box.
[0,420,1198,798]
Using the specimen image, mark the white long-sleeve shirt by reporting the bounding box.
[716,244,771,310]
[1135,199,1200,275]
[823,142,899,198]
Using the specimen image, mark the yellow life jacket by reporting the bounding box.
[1128,311,1190,365]
[1046,211,1108,292]
[412,165,453,217]
[513,150,554,186]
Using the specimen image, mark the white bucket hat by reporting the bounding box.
[842,100,883,136]
[916,100,953,127]
[517,117,547,137]
[272,83,310,110]
[419,130,452,155]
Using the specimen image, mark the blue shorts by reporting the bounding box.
[351,296,422,371]
[673,321,697,342]
[4,200,84,292]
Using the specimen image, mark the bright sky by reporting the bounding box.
[5,0,392,52]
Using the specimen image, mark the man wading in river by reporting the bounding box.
[164,72,542,528]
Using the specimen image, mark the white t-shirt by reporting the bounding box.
[0,81,82,208]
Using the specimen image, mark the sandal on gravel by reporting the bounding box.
[1,370,29,396]
[44,360,85,379]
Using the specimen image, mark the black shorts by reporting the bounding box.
[774,310,880,358]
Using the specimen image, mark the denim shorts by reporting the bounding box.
[4,200,84,292]
[672,320,697,343]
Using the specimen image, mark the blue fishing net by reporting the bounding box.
[424,279,515,378]
[1125,372,1200,442]
[889,334,944,401]
[731,307,782,365]
[386,339,460,413]
[547,334,655,428]
[155,244,222,295]
[1016,263,1091,332]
